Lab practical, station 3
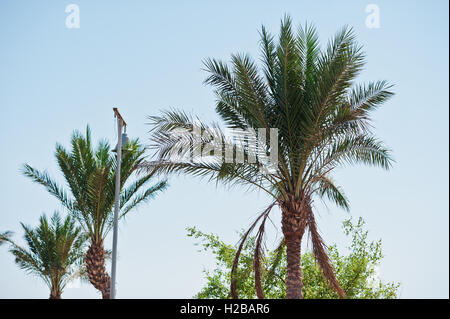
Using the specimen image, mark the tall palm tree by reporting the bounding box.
[0,213,86,299]
[23,126,168,298]
[145,16,394,299]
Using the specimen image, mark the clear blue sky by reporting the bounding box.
[0,0,448,298]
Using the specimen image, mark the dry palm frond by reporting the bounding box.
[231,202,276,299]
[254,211,270,299]
[306,206,346,298]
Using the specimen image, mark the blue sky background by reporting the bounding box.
[0,0,448,298]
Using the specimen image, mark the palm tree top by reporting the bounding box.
[23,125,168,243]
[0,212,86,297]
[147,15,394,209]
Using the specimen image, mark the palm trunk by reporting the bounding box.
[85,240,111,299]
[285,234,303,299]
[280,195,308,299]
[49,278,62,299]
[49,291,61,299]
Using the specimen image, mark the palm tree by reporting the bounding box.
[23,126,168,298]
[0,212,86,299]
[145,16,394,299]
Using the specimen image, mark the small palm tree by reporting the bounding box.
[23,126,168,298]
[0,213,86,299]
[146,16,393,299]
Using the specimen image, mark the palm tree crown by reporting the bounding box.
[0,212,86,299]
[146,16,394,299]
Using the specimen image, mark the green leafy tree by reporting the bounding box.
[188,217,399,299]
[146,15,394,298]
[23,126,168,298]
[0,213,86,299]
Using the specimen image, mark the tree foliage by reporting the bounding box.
[188,217,399,299]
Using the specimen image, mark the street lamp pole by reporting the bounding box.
[111,107,127,299]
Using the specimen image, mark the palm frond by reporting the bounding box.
[0,231,13,246]
[120,180,168,218]
[22,165,74,211]
[231,202,276,298]
[306,207,346,298]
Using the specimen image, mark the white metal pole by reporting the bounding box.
[111,115,123,299]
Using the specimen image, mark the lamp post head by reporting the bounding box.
[113,133,130,153]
